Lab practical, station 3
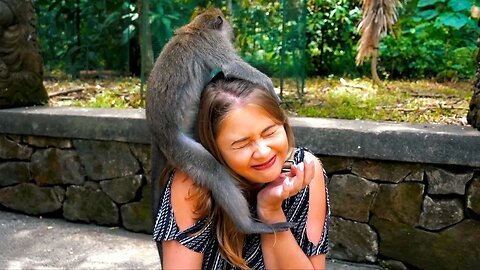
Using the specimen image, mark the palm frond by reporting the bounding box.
[356,0,402,65]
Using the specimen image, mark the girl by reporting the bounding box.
[153,78,330,269]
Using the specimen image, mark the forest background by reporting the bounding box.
[35,0,480,125]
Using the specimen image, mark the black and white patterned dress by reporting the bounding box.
[153,148,330,269]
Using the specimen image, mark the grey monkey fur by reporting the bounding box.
[146,8,294,234]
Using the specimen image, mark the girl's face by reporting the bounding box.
[215,103,290,184]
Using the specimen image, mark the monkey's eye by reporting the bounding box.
[213,15,223,29]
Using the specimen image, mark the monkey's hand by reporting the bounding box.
[221,60,278,101]
[256,153,315,221]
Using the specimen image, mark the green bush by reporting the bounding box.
[306,0,363,77]
[36,0,479,81]
[379,0,478,79]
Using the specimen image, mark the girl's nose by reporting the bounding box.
[253,139,270,157]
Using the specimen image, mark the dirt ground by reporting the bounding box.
[44,76,473,126]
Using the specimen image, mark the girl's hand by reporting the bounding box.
[256,153,316,221]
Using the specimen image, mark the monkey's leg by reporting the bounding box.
[151,141,166,217]
[150,140,166,262]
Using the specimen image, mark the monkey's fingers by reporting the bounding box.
[245,221,296,234]
[269,221,296,232]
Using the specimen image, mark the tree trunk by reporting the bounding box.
[467,19,480,130]
[137,0,154,78]
[0,0,48,108]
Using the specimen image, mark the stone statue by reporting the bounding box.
[0,0,48,108]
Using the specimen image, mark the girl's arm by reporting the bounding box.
[161,171,203,269]
[258,152,328,269]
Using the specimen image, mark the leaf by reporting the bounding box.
[448,0,473,12]
[161,17,172,34]
[437,12,470,29]
[95,1,104,10]
[417,9,440,20]
[121,25,136,45]
[418,0,447,7]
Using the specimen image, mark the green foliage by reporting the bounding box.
[306,0,363,76]
[35,1,479,81]
[379,0,479,79]
[232,1,284,76]
[35,0,238,77]
[148,0,200,55]
[36,0,135,76]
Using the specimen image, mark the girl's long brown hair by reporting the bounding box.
[159,78,295,269]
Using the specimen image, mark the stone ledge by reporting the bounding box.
[291,117,480,167]
[0,106,479,167]
[0,106,149,144]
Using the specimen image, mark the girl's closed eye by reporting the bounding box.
[232,138,250,150]
[263,131,275,137]
[233,142,249,150]
[263,126,279,137]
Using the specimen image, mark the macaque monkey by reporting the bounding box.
[146,8,294,234]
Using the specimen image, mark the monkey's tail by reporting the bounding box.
[161,132,295,234]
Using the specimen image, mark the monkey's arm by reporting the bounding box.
[221,59,276,96]
[203,48,278,101]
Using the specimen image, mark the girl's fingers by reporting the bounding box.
[279,153,317,199]
[295,162,306,189]
[303,153,315,186]
[281,176,294,198]
[284,163,304,197]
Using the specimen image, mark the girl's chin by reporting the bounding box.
[255,171,283,184]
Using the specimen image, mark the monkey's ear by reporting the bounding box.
[212,15,223,29]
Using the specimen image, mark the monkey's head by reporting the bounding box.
[189,8,235,41]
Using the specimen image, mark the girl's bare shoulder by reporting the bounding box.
[170,170,199,230]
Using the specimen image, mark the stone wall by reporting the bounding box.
[320,156,479,269]
[0,135,153,233]
[0,107,479,269]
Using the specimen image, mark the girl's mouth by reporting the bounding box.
[252,155,276,170]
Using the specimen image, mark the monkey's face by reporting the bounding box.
[191,8,235,41]
[223,19,235,42]
[215,104,290,184]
